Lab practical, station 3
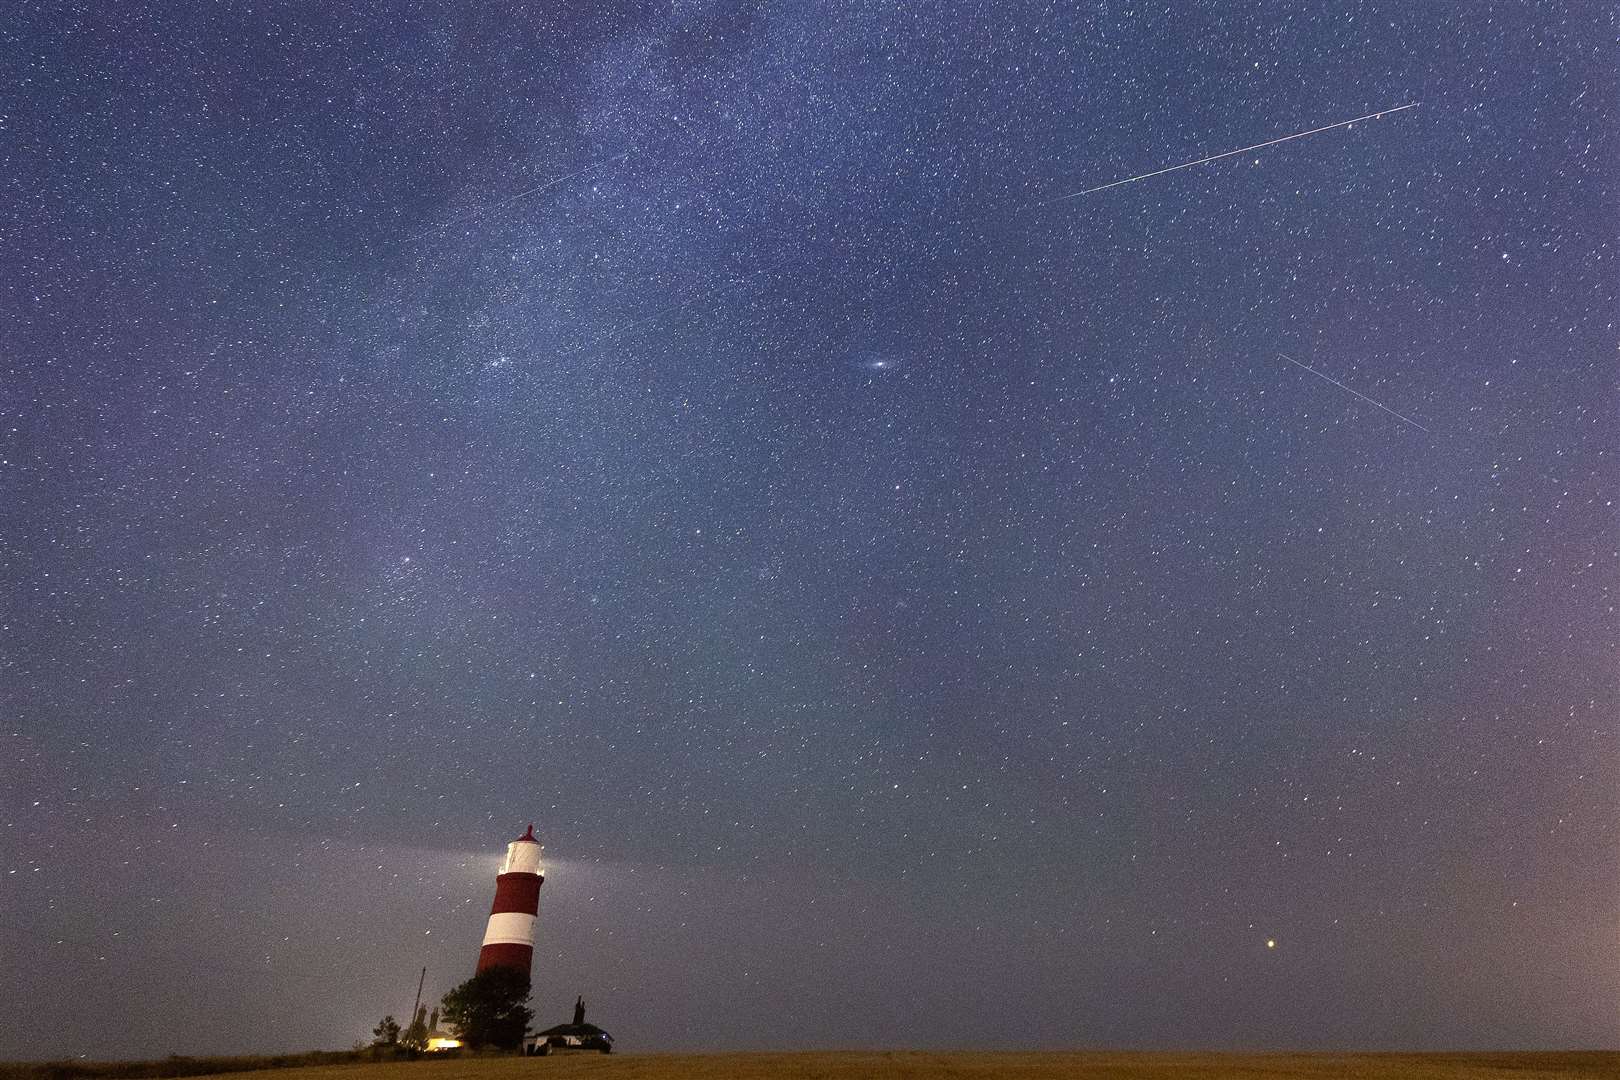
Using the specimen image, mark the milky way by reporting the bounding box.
[3,0,1615,1058]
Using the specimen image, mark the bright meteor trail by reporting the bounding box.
[1039,102,1420,202]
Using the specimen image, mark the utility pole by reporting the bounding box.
[410,967,426,1038]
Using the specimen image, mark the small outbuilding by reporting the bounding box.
[526,996,613,1055]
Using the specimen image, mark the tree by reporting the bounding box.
[371,1015,401,1046]
[440,968,532,1051]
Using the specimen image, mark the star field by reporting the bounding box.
[2,0,1615,1057]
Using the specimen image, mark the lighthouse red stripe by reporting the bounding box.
[476,942,533,975]
[489,873,541,914]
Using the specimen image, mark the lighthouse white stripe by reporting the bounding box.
[482,911,536,946]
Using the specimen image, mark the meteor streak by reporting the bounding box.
[1279,353,1430,433]
[401,149,631,243]
[1038,102,1420,203]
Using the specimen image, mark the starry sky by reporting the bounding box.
[3,0,1616,1059]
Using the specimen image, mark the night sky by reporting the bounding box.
[4,0,1616,1059]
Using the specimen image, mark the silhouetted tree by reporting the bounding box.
[440,968,532,1051]
[371,1015,401,1046]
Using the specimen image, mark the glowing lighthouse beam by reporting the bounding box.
[476,825,544,977]
[1036,102,1420,204]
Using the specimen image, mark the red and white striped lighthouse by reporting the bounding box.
[476,824,544,977]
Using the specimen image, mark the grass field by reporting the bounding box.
[78,1051,1617,1080]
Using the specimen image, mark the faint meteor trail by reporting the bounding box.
[400,149,631,243]
[1037,102,1420,203]
[1279,353,1430,433]
[499,149,630,206]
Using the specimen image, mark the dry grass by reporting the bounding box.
[0,1051,400,1080]
[106,1050,1620,1080]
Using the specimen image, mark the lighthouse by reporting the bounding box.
[476,824,544,976]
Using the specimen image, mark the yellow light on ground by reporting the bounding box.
[426,1037,462,1051]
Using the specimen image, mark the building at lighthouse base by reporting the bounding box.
[525,997,613,1055]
